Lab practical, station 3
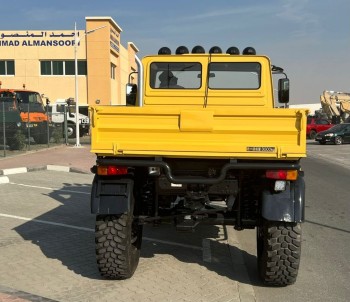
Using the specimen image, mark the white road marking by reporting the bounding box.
[3,181,207,252]
[0,213,203,251]
[9,182,90,195]
[0,213,93,232]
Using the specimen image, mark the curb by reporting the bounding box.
[0,165,90,178]
[1,167,28,175]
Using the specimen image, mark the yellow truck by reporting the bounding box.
[90,46,308,286]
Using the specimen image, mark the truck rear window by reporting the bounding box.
[150,62,202,89]
[208,62,261,89]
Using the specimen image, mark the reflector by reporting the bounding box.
[97,166,128,176]
[266,170,298,180]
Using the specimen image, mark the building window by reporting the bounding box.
[111,63,116,79]
[40,61,51,75]
[65,61,75,75]
[53,61,64,75]
[0,60,15,75]
[78,61,87,75]
[40,60,87,75]
[66,61,87,75]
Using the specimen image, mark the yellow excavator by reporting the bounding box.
[320,90,350,123]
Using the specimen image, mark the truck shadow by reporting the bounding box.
[13,181,261,286]
[141,223,260,286]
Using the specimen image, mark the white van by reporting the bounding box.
[48,99,90,137]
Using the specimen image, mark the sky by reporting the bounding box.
[1,0,349,104]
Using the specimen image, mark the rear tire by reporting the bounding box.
[257,220,301,286]
[309,130,317,139]
[95,213,142,280]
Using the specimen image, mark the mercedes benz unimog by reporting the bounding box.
[89,45,308,286]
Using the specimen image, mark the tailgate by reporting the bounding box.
[90,106,308,160]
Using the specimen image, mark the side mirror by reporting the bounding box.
[126,84,137,106]
[278,78,289,103]
[126,83,134,95]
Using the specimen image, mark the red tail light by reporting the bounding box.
[266,170,297,180]
[97,166,128,176]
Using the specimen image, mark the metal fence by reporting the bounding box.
[0,99,90,157]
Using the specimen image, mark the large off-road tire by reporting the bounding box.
[257,220,301,286]
[95,214,143,279]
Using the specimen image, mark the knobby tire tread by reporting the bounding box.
[258,221,302,286]
[95,214,141,280]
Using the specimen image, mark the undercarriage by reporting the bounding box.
[91,156,304,285]
[136,171,259,231]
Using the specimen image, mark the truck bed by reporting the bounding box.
[90,106,308,160]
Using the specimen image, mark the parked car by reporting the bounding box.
[315,123,350,145]
[307,116,334,139]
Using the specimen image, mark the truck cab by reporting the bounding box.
[0,88,53,145]
[127,46,289,108]
[48,98,90,137]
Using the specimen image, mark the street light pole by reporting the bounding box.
[74,22,80,146]
[74,22,106,147]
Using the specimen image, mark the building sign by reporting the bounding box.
[0,31,80,47]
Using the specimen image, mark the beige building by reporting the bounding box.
[0,16,138,106]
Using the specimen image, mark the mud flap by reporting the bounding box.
[261,176,305,223]
[91,176,134,215]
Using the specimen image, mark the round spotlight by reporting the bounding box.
[209,46,222,54]
[158,47,171,55]
[192,45,205,54]
[175,46,189,54]
[226,47,240,55]
[242,47,256,55]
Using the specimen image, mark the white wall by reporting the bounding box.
[289,103,321,115]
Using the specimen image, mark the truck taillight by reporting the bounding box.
[97,166,128,176]
[266,170,298,180]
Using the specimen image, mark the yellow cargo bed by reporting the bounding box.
[90,106,308,160]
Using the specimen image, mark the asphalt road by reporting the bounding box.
[0,141,349,301]
[0,171,253,302]
[236,145,350,302]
